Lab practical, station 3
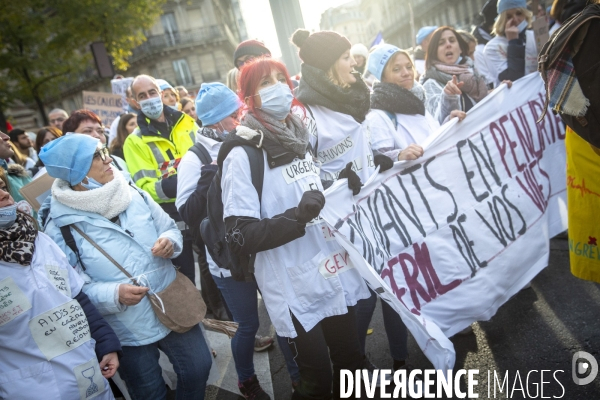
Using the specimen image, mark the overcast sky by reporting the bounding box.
[239,0,350,58]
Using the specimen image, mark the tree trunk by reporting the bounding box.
[0,106,8,132]
[33,93,48,125]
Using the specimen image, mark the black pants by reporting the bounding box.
[288,307,364,400]
[173,229,195,282]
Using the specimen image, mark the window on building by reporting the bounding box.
[161,13,179,46]
[173,59,194,86]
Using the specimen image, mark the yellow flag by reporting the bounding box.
[567,127,600,283]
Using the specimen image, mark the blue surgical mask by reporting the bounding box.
[0,204,17,228]
[139,96,164,120]
[81,176,103,191]
[258,82,293,121]
[517,19,528,33]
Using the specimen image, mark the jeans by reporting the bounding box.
[213,274,300,383]
[288,307,364,400]
[355,288,408,362]
[118,325,212,400]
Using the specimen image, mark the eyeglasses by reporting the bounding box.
[93,147,110,162]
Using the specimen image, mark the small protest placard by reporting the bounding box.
[82,91,123,127]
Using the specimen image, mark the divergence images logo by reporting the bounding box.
[572,351,598,385]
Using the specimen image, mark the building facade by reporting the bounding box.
[9,0,244,130]
[320,0,489,49]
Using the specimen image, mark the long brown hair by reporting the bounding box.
[110,113,136,153]
[425,26,470,70]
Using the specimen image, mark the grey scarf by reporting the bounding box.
[242,109,309,156]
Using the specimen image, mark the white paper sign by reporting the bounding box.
[29,299,91,360]
[0,276,32,327]
[321,73,568,370]
[73,358,107,399]
[45,264,71,297]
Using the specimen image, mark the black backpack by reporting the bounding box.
[188,142,212,166]
[200,144,264,282]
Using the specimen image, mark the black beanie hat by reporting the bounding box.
[233,40,271,68]
[291,29,351,71]
[8,129,25,143]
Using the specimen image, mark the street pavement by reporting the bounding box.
[199,236,600,399]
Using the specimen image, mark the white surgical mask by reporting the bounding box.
[258,82,293,121]
[167,104,179,111]
[517,19,528,33]
[81,176,103,191]
[139,97,164,120]
[0,204,17,228]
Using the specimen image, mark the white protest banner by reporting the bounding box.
[321,73,567,371]
[82,91,123,127]
[111,77,134,113]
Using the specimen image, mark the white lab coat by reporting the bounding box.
[221,140,369,338]
[0,233,113,400]
[483,30,538,88]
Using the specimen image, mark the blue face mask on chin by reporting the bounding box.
[0,204,17,229]
[517,19,528,33]
[81,176,104,191]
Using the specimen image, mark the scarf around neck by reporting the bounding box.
[0,212,37,266]
[426,58,488,103]
[371,82,425,116]
[241,109,309,156]
[52,171,132,220]
[199,126,226,142]
[296,63,371,123]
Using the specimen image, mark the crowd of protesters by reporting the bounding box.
[1,0,595,399]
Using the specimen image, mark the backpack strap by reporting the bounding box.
[188,142,212,166]
[241,145,264,203]
[382,110,398,129]
[59,225,86,271]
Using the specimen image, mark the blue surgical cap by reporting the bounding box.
[196,83,242,126]
[156,79,175,92]
[367,44,401,82]
[416,26,438,45]
[39,134,100,185]
[497,0,527,14]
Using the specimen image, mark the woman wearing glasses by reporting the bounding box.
[39,134,212,400]
[62,110,129,173]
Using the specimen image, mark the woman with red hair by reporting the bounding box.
[220,56,370,400]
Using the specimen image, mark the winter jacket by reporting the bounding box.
[123,107,197,208]
[42,182,182,346]
[0,232,120,399]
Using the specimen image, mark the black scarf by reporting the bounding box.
[296,63,371,123]
[370,82,425,116]
[0,212,37,266]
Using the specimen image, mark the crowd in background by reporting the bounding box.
[0,0,596,399]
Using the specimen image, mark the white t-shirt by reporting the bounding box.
[221,145,369,337]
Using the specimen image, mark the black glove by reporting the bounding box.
[338,162,362,195]
[374,154,393,173]
[295,190,326,224]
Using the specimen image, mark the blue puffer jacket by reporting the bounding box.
[43,179,182,346]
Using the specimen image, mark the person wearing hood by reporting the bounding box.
[414,26,438,77]
[0,173,122,400]
[350,43,369,75]
[422,26,490,124]
[483,0,537,87]
[292,29,392,196]
[40,134,212,400]
[220,56,370,399]
[472,0,498,87]
[123,74,199,285]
